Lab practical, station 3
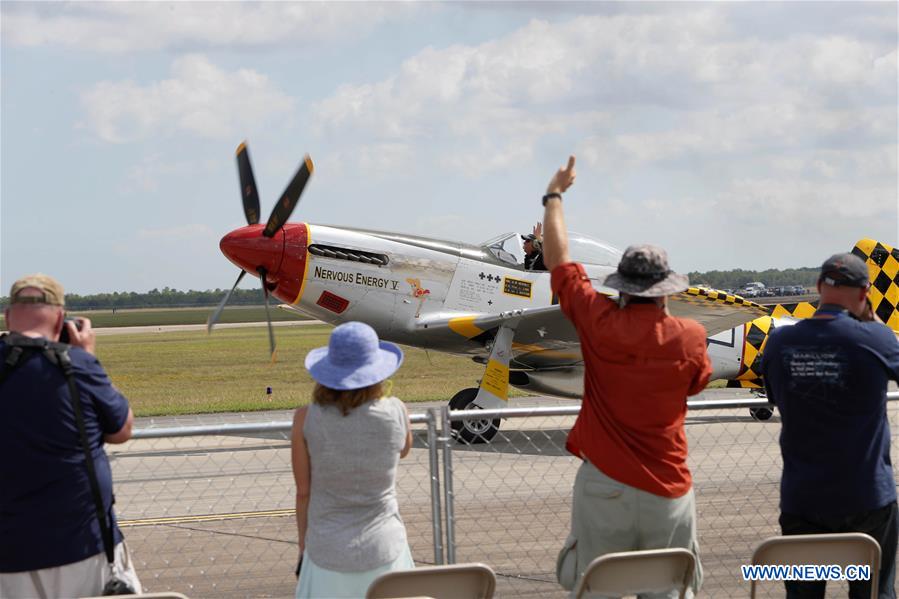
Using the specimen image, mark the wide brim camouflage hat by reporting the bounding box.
[603,244,689,298]
[9,273,65,306]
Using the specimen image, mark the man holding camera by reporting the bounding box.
[0,274,141,598]
[762,254,899,599]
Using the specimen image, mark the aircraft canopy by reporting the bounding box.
[480,231,621,268]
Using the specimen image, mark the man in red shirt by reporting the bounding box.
[543,157,712,597]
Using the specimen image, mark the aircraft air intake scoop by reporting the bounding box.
[220,224,285,279]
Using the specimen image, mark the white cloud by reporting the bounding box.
[123,153,198,193]
[718,176,895,223]
[811,36,882,86]
[1,3,415,52]
[79,55,294,143]
[322,143,417,180]
[311,8,895,184]
[440,138,536,177]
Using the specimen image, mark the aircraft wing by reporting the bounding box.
[416,305,582,369]
[668,287,769,335]
[416,287,766,367]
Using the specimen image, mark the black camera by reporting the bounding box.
[101,576,136,596]
[59,317,84,344]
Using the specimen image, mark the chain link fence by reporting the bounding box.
[443,397,899,598]
[110,395,899,598]
[114,413,440,598]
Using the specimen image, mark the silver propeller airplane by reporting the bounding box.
[210,143,899,443]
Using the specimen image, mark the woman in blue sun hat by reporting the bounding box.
[292,321,414,598]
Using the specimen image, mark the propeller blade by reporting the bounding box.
[236,142,261,225]
[262,154,314,238]
[258,267,277,360]
[207,269,247,333]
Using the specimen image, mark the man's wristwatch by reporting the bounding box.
[542,192,562,206]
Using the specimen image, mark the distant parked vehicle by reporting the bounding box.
[740,282,766,297]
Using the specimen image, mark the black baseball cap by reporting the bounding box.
[819,253,870,288]
[521,234,537,241]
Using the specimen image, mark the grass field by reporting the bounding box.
[96,324,496,416]
[6,308,727,416]
[0,305,306,330]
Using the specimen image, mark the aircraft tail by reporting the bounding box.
[725,301,821,389]
[726,238,898,389]
[851,238,899,333]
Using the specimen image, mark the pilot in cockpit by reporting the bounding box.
[522,222,547,271]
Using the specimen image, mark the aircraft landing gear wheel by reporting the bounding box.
[449,387,500,444]
[750,407,774,421]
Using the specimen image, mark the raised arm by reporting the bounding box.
[542,155,577,271]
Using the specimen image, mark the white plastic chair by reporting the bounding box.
[366,562,496,599]
[81,593,189,599]
[574,548,696,599]
[750,532,881,599]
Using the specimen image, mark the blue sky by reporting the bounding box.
[2,1,896,294]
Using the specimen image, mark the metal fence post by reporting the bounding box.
[440,405,456,564]
[426,409,444,565]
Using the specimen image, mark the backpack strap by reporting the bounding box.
[0,333,59,386]
[55,347,117,567]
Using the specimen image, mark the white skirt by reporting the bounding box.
[295,544,415,599]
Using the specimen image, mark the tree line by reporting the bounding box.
[0,267,822,310]
[686,267,819,291]
[0,287,267,310]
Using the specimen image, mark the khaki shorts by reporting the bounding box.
[0,541,142,599]
[557,460,702,598]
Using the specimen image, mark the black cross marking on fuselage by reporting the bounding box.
[479,272,486,280]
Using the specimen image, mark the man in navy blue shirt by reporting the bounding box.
[762,253,899,599]
[0,274,141,597]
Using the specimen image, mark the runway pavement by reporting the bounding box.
[109,390,898,598]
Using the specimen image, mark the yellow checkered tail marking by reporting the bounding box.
[852,238,899,333]
[684,286,767,311]
[726,237,899,389]
[726,315,775,389]
[770,302,818,319]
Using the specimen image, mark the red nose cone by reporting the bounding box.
[220,224,284,278]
